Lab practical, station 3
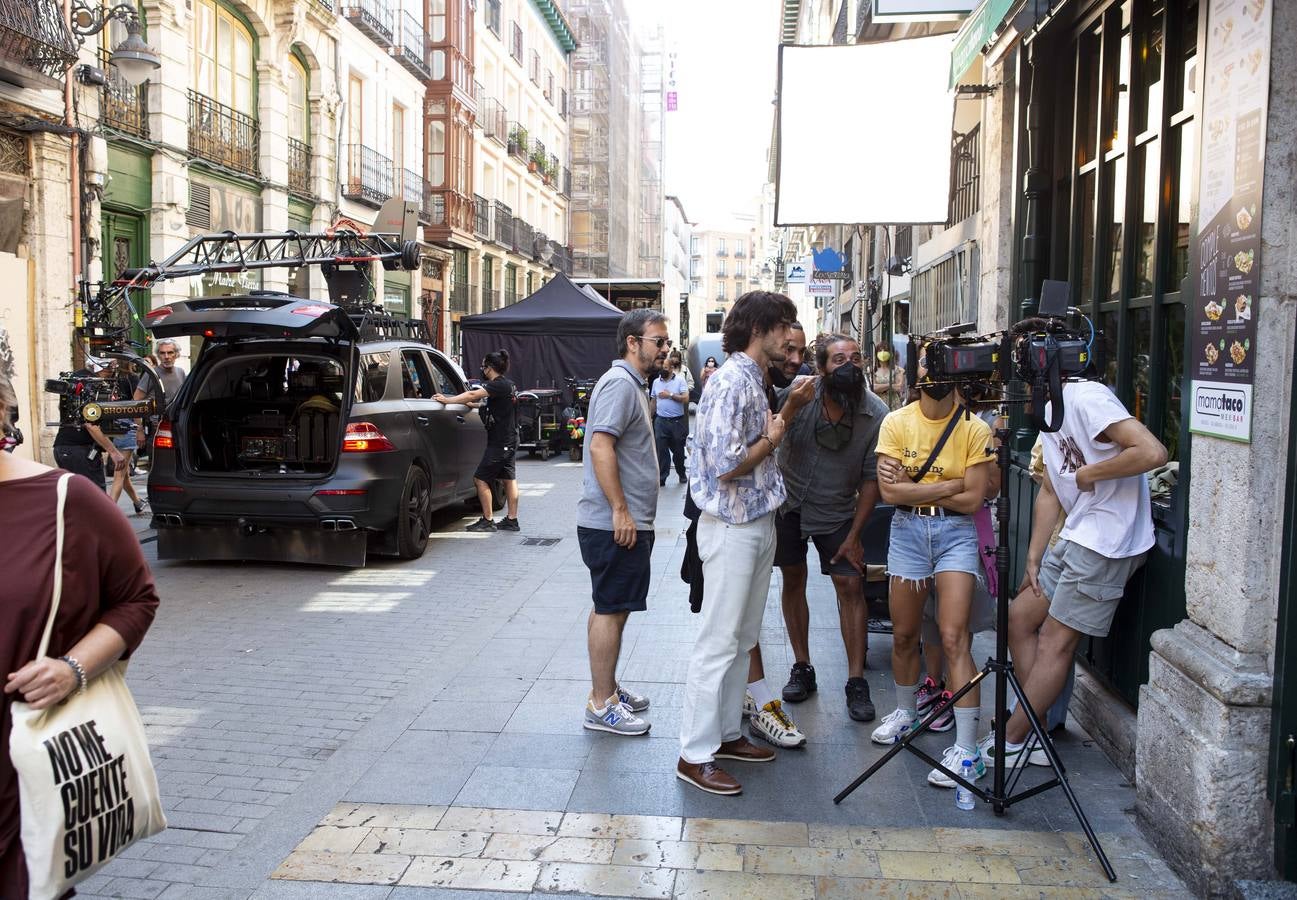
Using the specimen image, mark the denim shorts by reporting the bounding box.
[886,509,982,583]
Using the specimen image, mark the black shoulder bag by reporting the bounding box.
[909,404,967,483]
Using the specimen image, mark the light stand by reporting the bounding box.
[833,421,1117,883]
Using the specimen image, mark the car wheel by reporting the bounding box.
[396,466,432,560]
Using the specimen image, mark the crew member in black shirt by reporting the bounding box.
[51,368,126,490]
[434,349,520,532]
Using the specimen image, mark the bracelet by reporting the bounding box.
[760,433,778,451]
[58,656,87,694]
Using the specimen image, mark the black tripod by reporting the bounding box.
[833,425,1117,883]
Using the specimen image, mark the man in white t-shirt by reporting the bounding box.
[980,338,1167,768]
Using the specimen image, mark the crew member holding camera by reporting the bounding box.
[980,322,1166,767]
[871,351,993,789]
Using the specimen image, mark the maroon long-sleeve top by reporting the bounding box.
[1,469,160,894]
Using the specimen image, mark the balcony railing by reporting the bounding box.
[513,217,533,255]
[398,12,430,78]
[341,0,394,48]
[403,168,425,221]
[482,99,507,145]
[507,122,528,159]
[485,0,501,35]
[287,138,311,197]
[716,247,728,257]
[449,281,469,312]
[0,0,77,82]
[188,91,260,177]
[482,287,501,310]
[734,246,745,258]
[99,49,148,139]
[948,124,981,226]
[474,194,490,238]
[531,230,547,262]
[310,0,335,15]
[528,138,545,174]
[342,143,394,206]
[493,201,513,245]
[558,166,570,198]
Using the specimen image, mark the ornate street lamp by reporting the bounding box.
[70,2,160,86]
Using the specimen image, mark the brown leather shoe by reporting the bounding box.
[676,758,742,795]
[715,736,776,763]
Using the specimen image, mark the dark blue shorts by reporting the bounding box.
[578,525,655,614]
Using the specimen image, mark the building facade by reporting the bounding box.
[565,0,662,281]
[662,194,692,348]
[774,0,1297,892]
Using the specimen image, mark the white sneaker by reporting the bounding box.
[928,744,987,788]
[1026,737,1052,767]
[870,709,916,745]
[977,732,1028,769]
[743,691,757,719]
[749,699,806,748]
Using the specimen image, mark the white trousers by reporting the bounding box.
[679,511,776,764]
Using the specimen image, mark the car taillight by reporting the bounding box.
[343,421,396,453]
[154,417,174,450]
[291,304,332,318]
[144,305,173,323]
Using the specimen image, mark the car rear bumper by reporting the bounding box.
[156,523,368,567]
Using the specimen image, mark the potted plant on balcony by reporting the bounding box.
[508,125,528,157]
[529,146,545,175]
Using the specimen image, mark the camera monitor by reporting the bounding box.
[1039,279,1070,317]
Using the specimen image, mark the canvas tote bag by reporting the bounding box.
[8,473,166,899]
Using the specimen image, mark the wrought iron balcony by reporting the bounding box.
[481,99,507,145]
[448,281,469,312]
[948,124,981,226]
[397,11,429,78]
[512,217,533,255]
[493,201,513,246]
[473,195,490,238]
[507,122,528,159]
[99,48,147,139]
[287,138,311,198]
[342,143,394,206]
[403,168,425,221]
[310,0,335,15]
[531,230,547,262]
[340,0,394,48]
[0,0,77,85]
[188,91,260,177]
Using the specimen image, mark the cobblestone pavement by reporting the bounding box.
[77,457,1189,898]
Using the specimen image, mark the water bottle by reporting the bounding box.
[955,759,975,810]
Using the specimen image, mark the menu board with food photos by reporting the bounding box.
[1189,0,1270,442]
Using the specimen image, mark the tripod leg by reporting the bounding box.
[1005,669,1117,883]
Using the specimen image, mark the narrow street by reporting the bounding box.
[81,458,1188,898]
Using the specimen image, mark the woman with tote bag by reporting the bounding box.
[0,368,163,898]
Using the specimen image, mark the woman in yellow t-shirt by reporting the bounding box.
[869,359,994,790]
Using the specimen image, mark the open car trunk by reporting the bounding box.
[184,350,351,476]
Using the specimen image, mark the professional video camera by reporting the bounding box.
[45,355,164,435]
[905,280,1097,431]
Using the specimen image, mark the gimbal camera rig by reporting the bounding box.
[47,199,425,432]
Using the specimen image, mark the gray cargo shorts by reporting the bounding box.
[1037,539,1146,637]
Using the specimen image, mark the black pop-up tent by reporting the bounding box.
[459,273,624,390]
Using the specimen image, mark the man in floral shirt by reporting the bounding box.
[677,291,814,796]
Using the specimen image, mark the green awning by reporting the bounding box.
[949,0,1016,88]
[531,0,577,53]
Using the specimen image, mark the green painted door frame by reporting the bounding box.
[102,209,150,346]
[1270,319,1297,879]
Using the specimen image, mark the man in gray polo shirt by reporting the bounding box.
[774,334,888,723]
[578,309,669,736]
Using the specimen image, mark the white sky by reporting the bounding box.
[647,0,782,228]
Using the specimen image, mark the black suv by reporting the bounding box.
[146,295,491,566]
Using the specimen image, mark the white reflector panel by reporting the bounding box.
[776,35,957,226]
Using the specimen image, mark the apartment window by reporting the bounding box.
[717,238,726,256]
[287,56,308,142]
[485,0,500,35]
[510,21,523,63]
[347,76,363,147]
[559,88,567,119]
[716,262,726,278]
[546,71,554,102]
[191,0,255,114]
[735,262,744,279]
[427,119,445,187]
[391,104,405,174]
[529,49,540,84]
[717,282,726,300]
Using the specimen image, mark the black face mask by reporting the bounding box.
[826,363,864,405]
[920,382,955,401]
[768,366,793,389]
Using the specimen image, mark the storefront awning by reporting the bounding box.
[949,0,1017,88]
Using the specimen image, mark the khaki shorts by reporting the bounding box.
[1037,539,1146,637]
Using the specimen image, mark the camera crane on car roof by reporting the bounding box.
[51,200,429,431]
[78,199,429,362]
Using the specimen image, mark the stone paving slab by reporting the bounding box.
[269,802,1187,897]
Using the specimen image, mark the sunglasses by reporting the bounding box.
[636,336,673,349]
